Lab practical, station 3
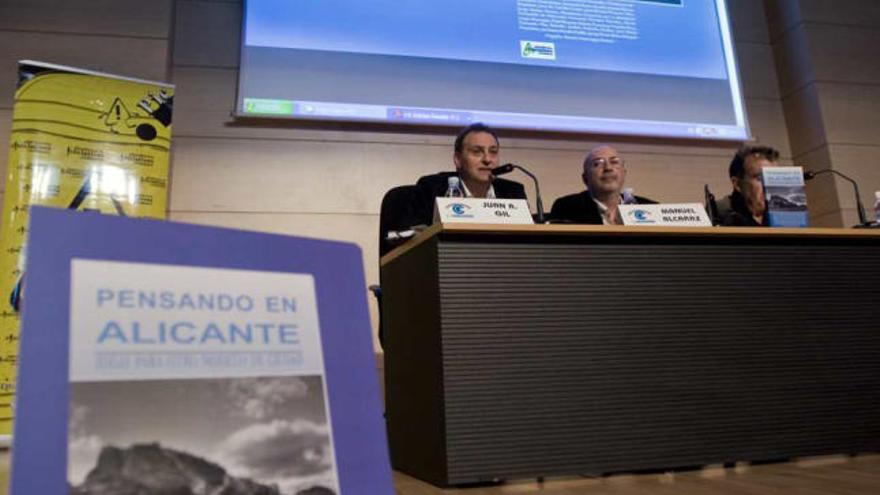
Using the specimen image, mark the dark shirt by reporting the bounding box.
[413,172,528,226]
[549,190,656,225]
[720,191,767,227]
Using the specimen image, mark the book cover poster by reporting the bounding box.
[12,207,392,495]
[762,166,808,227]
[68,261,338,494]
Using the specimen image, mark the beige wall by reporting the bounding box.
[767,0,880,227]
[0,0,826,350]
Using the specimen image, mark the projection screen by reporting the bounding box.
[236,0,750,140]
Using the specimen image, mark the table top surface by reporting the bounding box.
[381,223,880,266]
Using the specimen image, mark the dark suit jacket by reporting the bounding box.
[550,190,656,225]
[718,191,767,227]
[413,172,528,226]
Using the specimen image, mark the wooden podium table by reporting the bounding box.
[380,224,880,487]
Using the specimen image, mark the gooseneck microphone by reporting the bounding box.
[803,169,871,227]
[492,163,515,176]
[492,163,545,223]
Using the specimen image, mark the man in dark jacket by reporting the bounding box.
[717,145,780,227]
[412,123,527,225]
[378,123,527,256]
[550,145,654,225]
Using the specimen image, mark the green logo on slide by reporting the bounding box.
[520,40,555,60]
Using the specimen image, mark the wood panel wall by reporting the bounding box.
[0,0,849,350]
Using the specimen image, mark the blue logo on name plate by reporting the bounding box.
[629,209,656,223]
[447,203,474,218]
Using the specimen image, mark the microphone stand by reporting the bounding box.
[494,163,546,223]
[803,169,873,227]
[512,165,545,224]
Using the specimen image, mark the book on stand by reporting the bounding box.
[762,166,808,227]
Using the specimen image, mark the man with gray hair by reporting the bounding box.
[550,145,655,224]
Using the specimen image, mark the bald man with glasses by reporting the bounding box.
[550,145,655,225]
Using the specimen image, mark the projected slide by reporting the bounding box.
[238,0,749,140]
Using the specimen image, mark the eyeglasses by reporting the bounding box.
[590,157,625,168]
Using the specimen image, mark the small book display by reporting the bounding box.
[762,166,808,227]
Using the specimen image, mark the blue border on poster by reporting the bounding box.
[11,206,393,494]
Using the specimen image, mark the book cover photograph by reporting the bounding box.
[68,376,337,495]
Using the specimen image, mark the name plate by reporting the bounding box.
[619,203,712,227]
[434,197,533,224]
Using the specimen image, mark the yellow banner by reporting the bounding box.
[0,62,173,437]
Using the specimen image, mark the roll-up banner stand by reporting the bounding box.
[0,61,173,441]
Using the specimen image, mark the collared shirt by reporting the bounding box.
[592,196,622,225]
[461,180,496,199]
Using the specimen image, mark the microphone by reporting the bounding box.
[493,163,545,223]
[704,184,720,226]
[803,169,871,227]
[491,163,515,176]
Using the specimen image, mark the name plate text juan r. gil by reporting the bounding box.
[434,198,533,224]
